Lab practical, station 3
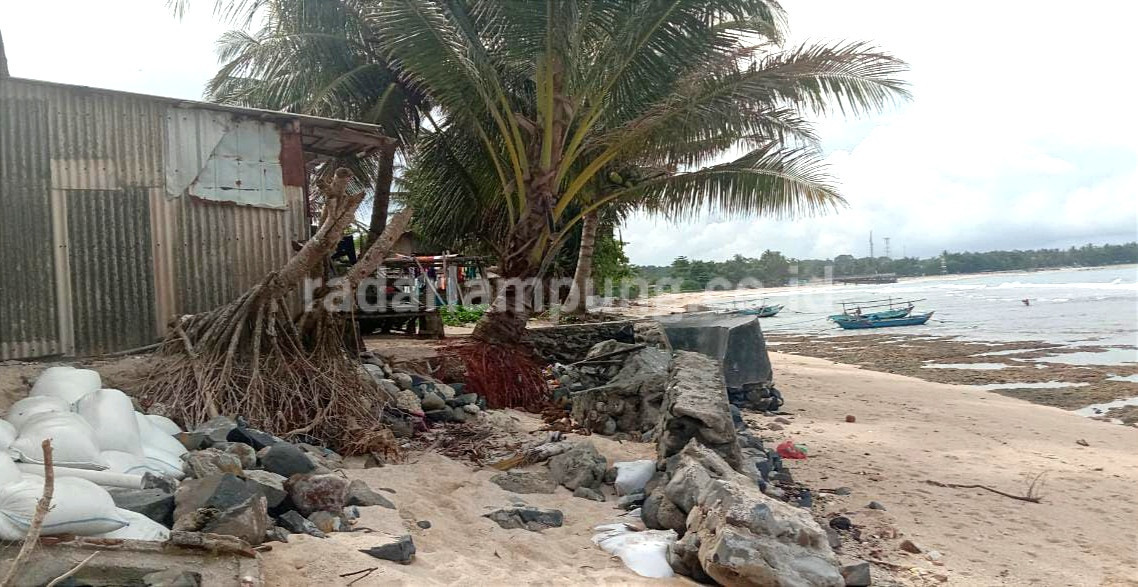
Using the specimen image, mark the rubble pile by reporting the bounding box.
[359,351,487,433]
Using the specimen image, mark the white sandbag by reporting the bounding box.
[0,476,128,540]
[135,413,188,457]
[8,412,108,470]
[592,523,676,579]
[0,420,16,452]
[30,366,101,404]
[0,454,21,485]
[141,447,186,480]
[5,396,71,430]
[101,450,157,476]
[614,460,656,496]
[92,508,170,541]
[76,389,143,455]
[15,463,145,489]
[145,413,183,435]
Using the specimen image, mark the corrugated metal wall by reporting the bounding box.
[0,79,305,359]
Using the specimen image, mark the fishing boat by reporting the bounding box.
[739,303,783,317]
[828,298,921,323]
[835,311,934,330]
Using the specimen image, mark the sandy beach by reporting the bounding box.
[247,350,1138,586]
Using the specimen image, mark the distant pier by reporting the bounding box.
[835,273,898,284]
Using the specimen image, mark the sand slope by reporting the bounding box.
[767,352,1138,586]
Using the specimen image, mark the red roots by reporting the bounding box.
[453,340,549,410]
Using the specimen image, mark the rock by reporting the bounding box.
[490,470,557,494]
[393,389,423,414]
[667,531,713,584]
[360,534,415,564]
[141,472,179,493]
[377,378,401,397]
[142,569,201,587]
[243,470,288,509]
[308,510,343,533]
[416,520,431,529]
[226,426,280,451]
[173,474,270,545]
[574,487,606,502]
[867,501,886,511]
[926,550,943,562]
[212,442,257,469]
[424,408,453,423]
[435,383,456,400]
[1076,438,1089,447]
[826,527,842,550]
[603,467,618,484]
[841,561,872,586]
[832,487,852,496]
[346,479,396,509]
[774,416,792,425]
[767,423,784,432]
[845,415,856,423]
[287,474,349,515]
[175,431,210,451]
[462,404,480,415]
[829,516,853,531]
[641,492,686,534]
[182,448,243,478]
[654,351,743,469]
[265,526,290,543]
[343,505,361,520]
[548,442,607,491]
[259,443,316,477]
[277,510,326,538]
[451,407,468,423]
[483,506,564,531]
[448,393,479,407]
[569,342,671,435]
[899,539,922,554]
[194,416,237,445]
[617,492,645,510]
[392,372,414,390]
[421,391,446,411]
[108,488,175,527]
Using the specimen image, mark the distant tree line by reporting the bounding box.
[633,242,1138,291]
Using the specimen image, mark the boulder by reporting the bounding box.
[841,561,872,586]
[193,416,237,445]
[421,391,446,411]
[346,479,396,509]
[265,526,291,544]
[173,474,269,545]
[617,492,645,510]
[490,470,557,494]
[175,431,209,452]
[573,487,605,502]
[393,389,423,414]
[182,448,243,478]
[447,393,479,407]
[391,372,414,390]
[360,534,415,564]
[259,443,316,477]
[108,488,175,527]
[212,442,257,469]
[569,343,671,435]
[483,506,563,531]
[226,426,279,451]
[243,470,288,509]
[308,511,344,533]
[548,442,607,491]
[654,351,743,469]
[286,474,349,515]
[278,510,326,538]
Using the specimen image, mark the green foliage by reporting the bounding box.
[438,305,488,327]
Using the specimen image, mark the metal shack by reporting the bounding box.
[0,76,391,360]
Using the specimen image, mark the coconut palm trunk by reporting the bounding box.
[363,149,396,253]
[563,210,599,315]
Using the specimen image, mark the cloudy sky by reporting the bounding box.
[3,1,1136,265]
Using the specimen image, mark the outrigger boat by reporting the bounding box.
[738,303,783,317]
[835,311,935,330]
[828,298,922,323]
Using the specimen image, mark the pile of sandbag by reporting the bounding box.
[0,366,187,541]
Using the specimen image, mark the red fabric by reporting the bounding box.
[776,440,807,459]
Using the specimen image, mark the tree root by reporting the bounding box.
[451,339,548,410]
[925,472,1046,503]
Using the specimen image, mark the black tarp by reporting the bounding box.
[655,312,774,390]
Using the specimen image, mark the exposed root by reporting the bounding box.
[451,339,548,410]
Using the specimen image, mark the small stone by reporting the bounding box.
[307,510,343,533]
[490,470,557,494]
[392,372,414,390]
[226,426,280,451]
[826,527,842,550]
[182,448,243,478]
[829,516,853,531]
[286,474,349,515]
[265,526,290,543]
[393,389,422,414]
[764,486,786,499]
[840,561,871,587]
[603,467,618,484]
[364,453,386,468]
[423,409,451,423]
[451,407,468,422]
[767,423,784,432]
[448,393,479,407]
[194,416,238,445]
[796,489,813,508]
[832,486,853,495]
[926,550,943,561]
[108,488,175,527]
[462,404,480,415]
[343,505,361,520]
[573,486,605,502]
[617,492,645,510]
[259,443,316,478]
[421,391,446,411]
[212,442,257,469]
[774,416,792,425]
[243,470,288,509]
[277,510,326,538]
[435,384,456,400]
[175,431,210,451]
[845,415,857,423]
[867,500,886,510]
[899,539,922,554]
[143,569,202,587]
[416,520,431,529]
[346,479,396,509]
[360,534,415,564]
[1076,438,1089,447]
[483,506,563,531]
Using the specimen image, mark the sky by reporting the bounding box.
[3,1,1136,265]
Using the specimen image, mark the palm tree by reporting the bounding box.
[388,0,909,341]
[202,0,428,251]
